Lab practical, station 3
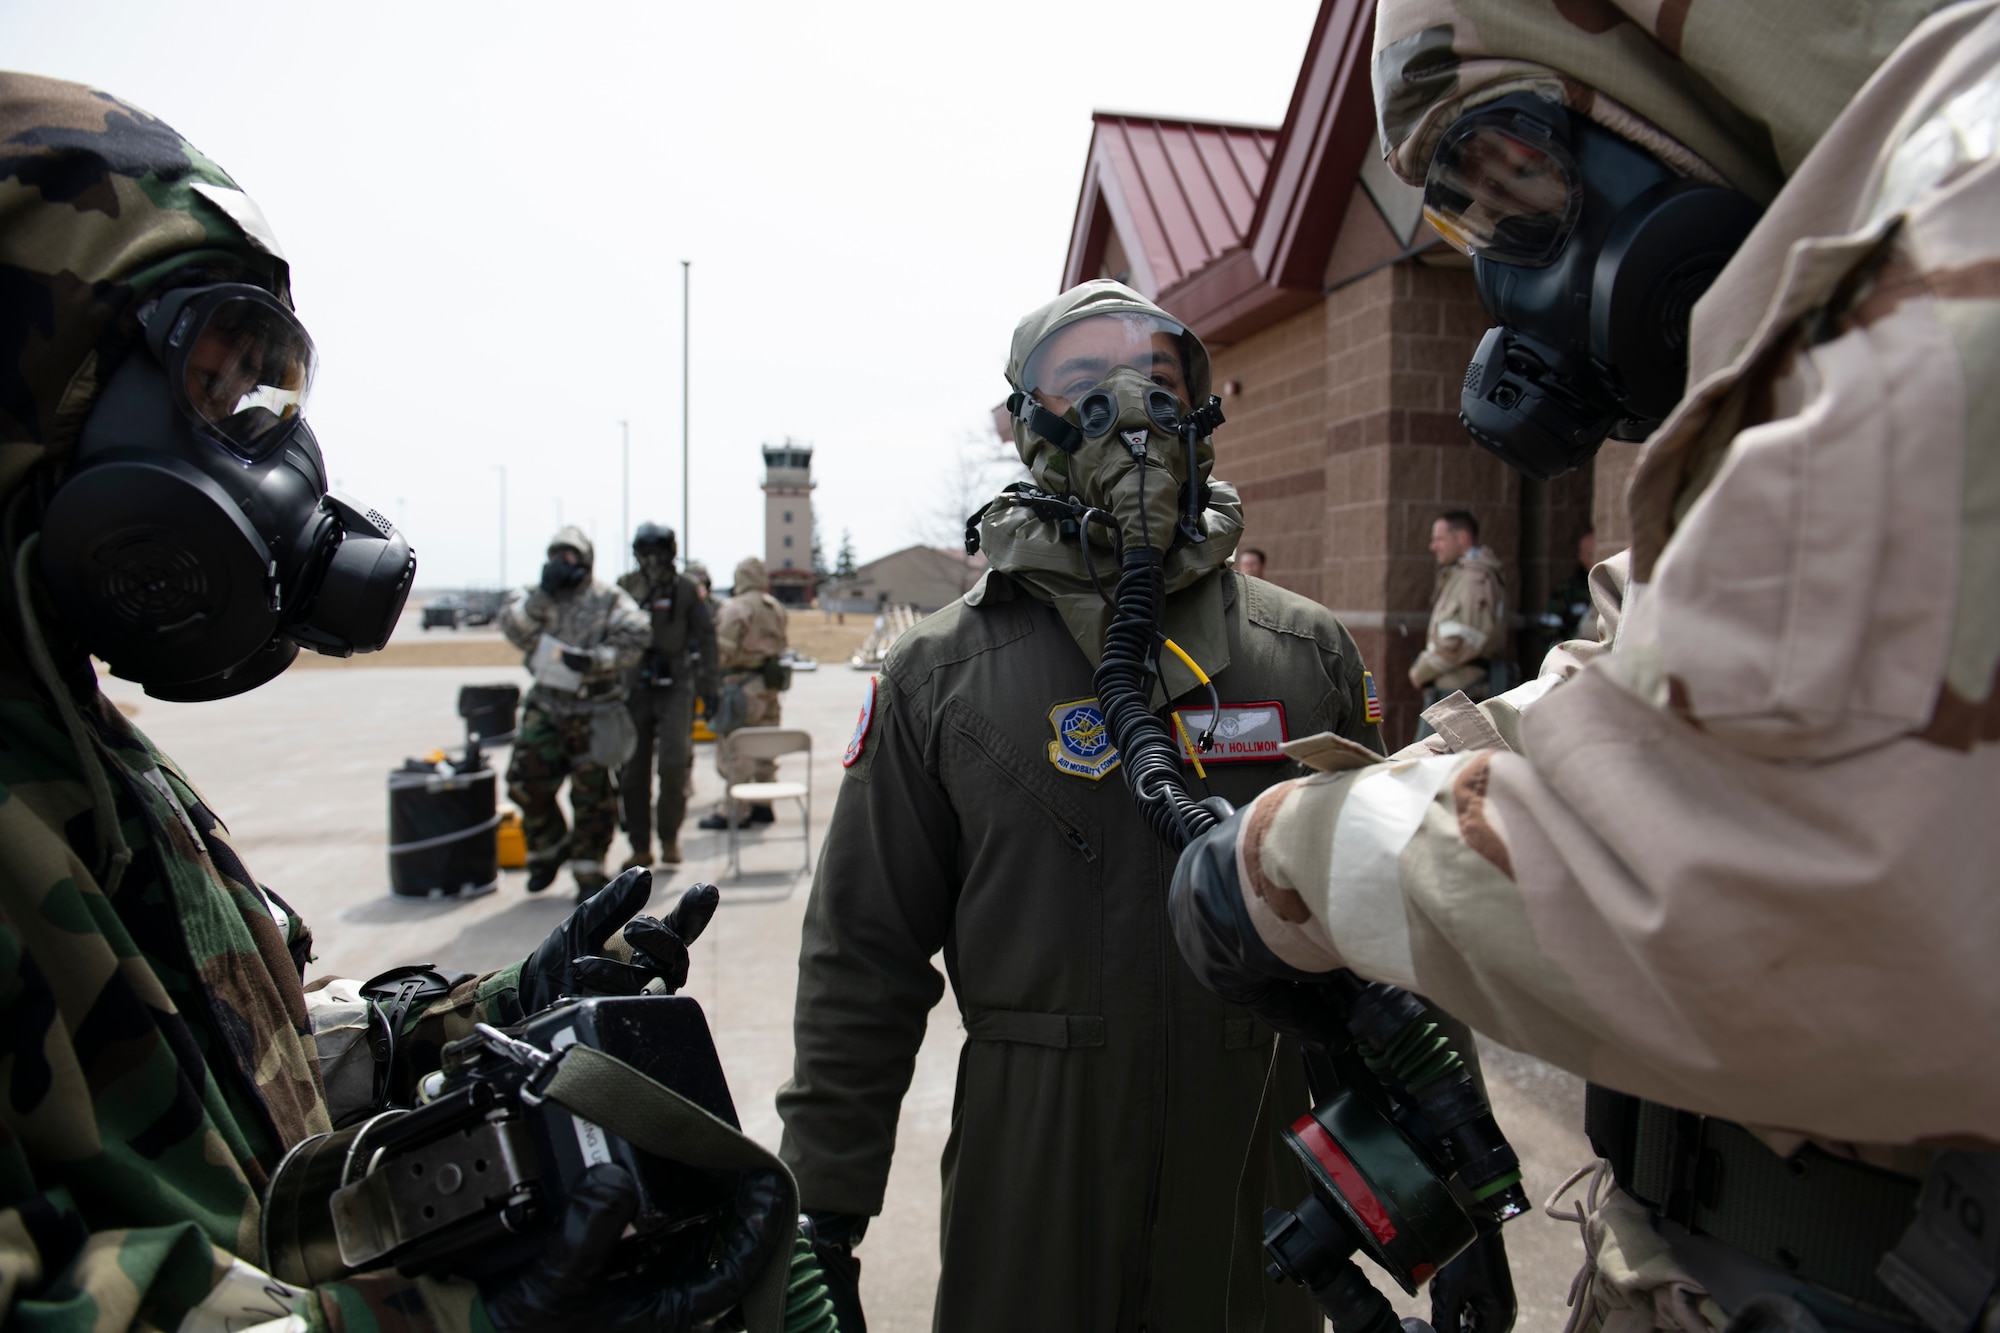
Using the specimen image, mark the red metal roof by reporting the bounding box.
[1061,0,1392,346]
[1064,115,1279,293]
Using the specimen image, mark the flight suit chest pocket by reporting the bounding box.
[940,699,1103,1012]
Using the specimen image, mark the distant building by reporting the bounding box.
[822,545,987,616]
[762,439,816,606]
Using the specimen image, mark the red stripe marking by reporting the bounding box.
[1292,1115,1398,1245]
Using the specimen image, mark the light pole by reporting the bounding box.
[682,259,691,562]
[620,419,630,575]
[489,464,507,588]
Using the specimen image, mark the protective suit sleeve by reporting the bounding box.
[498,589,544,653]
[713,600,750,671]
[776,673,954,1215]
[597,586,650,673]
[1409,566,1497,687]
[690,587,720,697]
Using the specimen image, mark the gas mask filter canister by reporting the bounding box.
[1425,94,1762,479]
[39,282,415,701]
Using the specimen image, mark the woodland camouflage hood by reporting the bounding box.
[0,71,289,508]
[1373,0,1953,203]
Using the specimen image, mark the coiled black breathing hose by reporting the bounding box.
[1091,546,1223,851]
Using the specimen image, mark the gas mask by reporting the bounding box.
[632,522,677,582]
[1010,312,1219,555]
[40,282,415,701]
[540,556,588,596]
[1426,94,1762,479]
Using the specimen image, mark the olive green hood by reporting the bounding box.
[1373,0,1954,204]
[976,280,1242,702]
[0,71,290,511]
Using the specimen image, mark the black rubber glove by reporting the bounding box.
[804,1210,868,1333]
[517,866,652,1014]
[1428,1224,1517,1333]
[1169,809,1348,1041]
[561,648,594,673]
[571,882,720,995]
[484,1164,792,1333]
[702,689,722,719]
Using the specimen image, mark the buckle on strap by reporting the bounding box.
[1586,1085,1924,1315]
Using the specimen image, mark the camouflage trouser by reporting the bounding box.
[713,673,781,819]
[618,680,694,855]
[506,701,617,875]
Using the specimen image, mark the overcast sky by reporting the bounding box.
[2,0,1319,588]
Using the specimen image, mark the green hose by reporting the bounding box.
[784,1230,841,1333]
[1356,1018,1463,1095]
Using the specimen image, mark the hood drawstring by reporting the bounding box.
[6,494,132,898]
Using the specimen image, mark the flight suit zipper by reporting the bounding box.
[1133,837,1172,1331]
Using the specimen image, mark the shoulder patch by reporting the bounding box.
[843,677,878,768]
[1363,671,1382,725]
[1047,698,1120,780]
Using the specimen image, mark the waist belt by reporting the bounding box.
[1586,1085,1921,1314]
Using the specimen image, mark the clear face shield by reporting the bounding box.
[146,283,318,462]
[1422,104,1583,267]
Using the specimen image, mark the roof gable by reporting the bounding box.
[1060,0,1431,346]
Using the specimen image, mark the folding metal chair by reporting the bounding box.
[718,727,812,878]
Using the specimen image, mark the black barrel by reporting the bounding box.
[458,683,520,746]
[387,764,499,897]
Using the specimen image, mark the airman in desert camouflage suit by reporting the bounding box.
[1173,2,2000,1329]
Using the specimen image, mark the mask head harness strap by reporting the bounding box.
[1005,390,1081,454]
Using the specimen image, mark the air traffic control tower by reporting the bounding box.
[761,439,816,606]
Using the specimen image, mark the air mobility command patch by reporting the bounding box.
[1364,671,1382,725]
[1048,698,1120,779]
[1170,701,1289,762]
[843,676,877,768]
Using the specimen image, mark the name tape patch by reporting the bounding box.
[1172,700,1290,763]
[1048,698,1121,780]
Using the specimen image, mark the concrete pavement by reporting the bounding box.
[101,658,1589,1331]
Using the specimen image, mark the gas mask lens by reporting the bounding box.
[152,284,317,461]
[1022,312,1194,421]
[1423,107,1582,266]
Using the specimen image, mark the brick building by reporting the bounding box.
[1056,0,1609,744]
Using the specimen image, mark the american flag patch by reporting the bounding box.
[1363,671,1382,724]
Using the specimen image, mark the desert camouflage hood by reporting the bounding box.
[979,281,1241,697]
[732,555,769,593]
[1373,0,1953,204]
[0,71,289,509]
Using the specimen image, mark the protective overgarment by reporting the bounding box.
[777,281,1386,1332]
[616,558,717,861]
[1411,544,1508,695]
[501,526,649,890]
[0,72,527,1333]
[709,556,789,821]
[1180,3,2000,1329]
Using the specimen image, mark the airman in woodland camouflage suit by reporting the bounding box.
[499,527,649,898]
[0,71,535,1333]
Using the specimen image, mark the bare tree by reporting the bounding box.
[911,424,1028,551]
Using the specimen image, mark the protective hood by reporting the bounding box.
[0,72,289,509]
[548,525,595,570]
[979,280,1241,699]
[732,556,768,594]
[1373,0,1953,203]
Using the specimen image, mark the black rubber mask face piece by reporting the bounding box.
[41,290,416,701]
[1441,96,1762,480]
[541,558,588,595]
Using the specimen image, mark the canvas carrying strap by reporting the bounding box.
[1585,1084,1921,1313]
[541,1045,798,1333]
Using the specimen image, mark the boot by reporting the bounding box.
[526,864,559,894]
[621,850,652,872]
[748,804,775,825]
[697,812,732,830]
[574,868,609,902]
[659,840,683,865]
